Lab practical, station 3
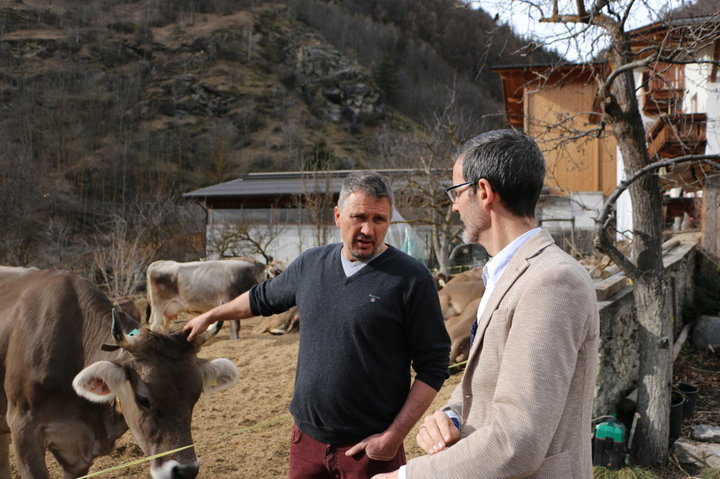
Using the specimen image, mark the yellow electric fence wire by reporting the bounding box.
[77,413,290,478]
[77,361,469,477]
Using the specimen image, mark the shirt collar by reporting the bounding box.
[482,228,541,287]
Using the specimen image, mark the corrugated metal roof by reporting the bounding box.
[184,169,448,199]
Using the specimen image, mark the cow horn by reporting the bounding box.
[111,308,140,350]
[195,321,223,345]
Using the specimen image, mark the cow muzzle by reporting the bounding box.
[151,459,200,479]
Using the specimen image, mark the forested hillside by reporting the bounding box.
[0,0,556,281]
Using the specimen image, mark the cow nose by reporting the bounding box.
[172,463,199,479]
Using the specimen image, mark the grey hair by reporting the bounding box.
[455,129,546,218]
[337,172,394,210]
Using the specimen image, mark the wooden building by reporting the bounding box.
[493,62,617,197]
[493,18,720,236]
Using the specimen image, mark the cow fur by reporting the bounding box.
[0,267,238,479]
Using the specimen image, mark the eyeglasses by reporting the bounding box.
[445,182,472,203]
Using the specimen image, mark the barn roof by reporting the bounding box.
[184,169,450,208]
[185,171,348,199]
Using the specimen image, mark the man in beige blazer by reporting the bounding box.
[374,129,599,479]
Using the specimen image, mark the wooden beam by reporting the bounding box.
[595,272,628,300]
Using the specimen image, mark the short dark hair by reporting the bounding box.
[337,172,394,210]
[456,129,545,218]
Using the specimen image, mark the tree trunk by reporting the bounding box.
[632,276,672,466]
[602,42,672,466]
[431,223,450,273]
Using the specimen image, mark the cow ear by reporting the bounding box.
[198,358,239,394]
[73,361,127,403]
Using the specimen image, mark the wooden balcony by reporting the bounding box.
[643,88,684,115]
[642,63,685,115]
[647,113,707,159]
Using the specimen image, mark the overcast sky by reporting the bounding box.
[471,0,691,62]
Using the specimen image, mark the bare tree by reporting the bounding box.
[299,172,337,247]
[207,219,286,263]
[377,84,487,272]
[46,217,74,264]
[93,215,154,299]
[494,0,720,466]
[132,194,204,259]
[390,138,459,273]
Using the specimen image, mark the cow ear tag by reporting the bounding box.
[101,329,140,351]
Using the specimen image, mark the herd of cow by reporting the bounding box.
[0,258,483,479]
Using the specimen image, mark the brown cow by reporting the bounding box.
[444,267,485,286]
[252,306,300,335]
[0,267,239,479]
[445,297,482,364]
[438,279,485,319]
[146,259,267,338]
[114,296,145,323]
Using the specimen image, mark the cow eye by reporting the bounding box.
[135,393,151,409]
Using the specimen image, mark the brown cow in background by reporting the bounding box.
[438,279,485,319]
[253,306,300,335]
[436,268,485,367]
[445,297,482,365]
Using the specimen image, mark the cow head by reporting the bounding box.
[72,311,238,479]
[264,260,285,279]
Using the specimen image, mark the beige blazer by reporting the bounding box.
[407,230,599,479]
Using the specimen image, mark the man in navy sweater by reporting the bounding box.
[185,172,451,479]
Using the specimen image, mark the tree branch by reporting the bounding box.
[595,216,638,278]
[618,0,635,30]
[601,56,655,96]
[594,154,720,277]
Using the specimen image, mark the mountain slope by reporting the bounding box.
[0,0,550,268]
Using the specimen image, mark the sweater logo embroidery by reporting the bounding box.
[368,294,380,303]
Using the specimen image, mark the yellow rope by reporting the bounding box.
[78,362,469,477]
[77,414,290,478]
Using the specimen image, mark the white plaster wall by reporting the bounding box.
[205,209,432,265]
[621,52,720,240]
[684,45,720,157]
[615,149,634,240]
[570,192,604,229]
[206,224,338,263]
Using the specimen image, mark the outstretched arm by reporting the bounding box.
[184,290,254,341]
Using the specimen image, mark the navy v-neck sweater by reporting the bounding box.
[250,243,450,443]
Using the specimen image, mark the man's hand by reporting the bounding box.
[345,430,402,461]
[416,410,460,454]
[183,311,213,342]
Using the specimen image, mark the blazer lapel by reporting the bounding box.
[464,230,556,367]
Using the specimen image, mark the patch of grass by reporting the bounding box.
[701,468,720,479]
[593,466,658,479]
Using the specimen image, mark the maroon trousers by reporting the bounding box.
[288,424,406,479]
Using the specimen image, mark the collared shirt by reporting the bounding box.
[397,227,541,479]
[475,227,541,324]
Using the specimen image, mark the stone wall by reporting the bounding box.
[592,233,700,417]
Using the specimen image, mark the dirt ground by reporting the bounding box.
[13,315,462,479]
[11,315,720,479]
